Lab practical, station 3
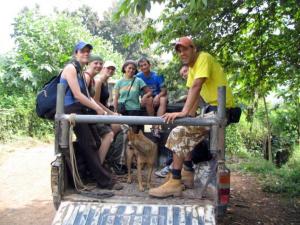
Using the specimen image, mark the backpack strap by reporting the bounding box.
[71,60,82,75]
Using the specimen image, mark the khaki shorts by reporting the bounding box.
[165,112,214,158]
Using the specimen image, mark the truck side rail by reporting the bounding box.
[53,84,227,218]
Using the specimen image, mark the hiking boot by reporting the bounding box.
[181,168,195,189]
[149,177,182,198]
[155,165,171,178]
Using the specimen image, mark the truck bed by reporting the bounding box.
[63,161,216,205]
[53,172,216,225]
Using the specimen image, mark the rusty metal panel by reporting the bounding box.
[52,201,215,225]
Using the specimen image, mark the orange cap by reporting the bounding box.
[175,36,195,51]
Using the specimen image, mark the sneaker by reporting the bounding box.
[111,163,128,175]
[155,165,171,178]
[112,182,124,190]
[151,127,161,138]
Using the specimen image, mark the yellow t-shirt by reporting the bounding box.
[186,52,235,108]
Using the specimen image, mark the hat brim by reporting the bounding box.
[83,44,93,50]
[175,42,191,51]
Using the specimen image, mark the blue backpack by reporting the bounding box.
[36,61,81,120]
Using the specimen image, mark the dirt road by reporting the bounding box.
[0,139,55,225]
[0,139,299,225]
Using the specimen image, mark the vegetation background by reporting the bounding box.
[0,0,299,197]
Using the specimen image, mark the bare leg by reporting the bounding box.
[111,124,121,135]
[98,131,114,165]
[172,152,185,170]
[141,95,155,116]
[152,96,167,132]
[157,96,167,117]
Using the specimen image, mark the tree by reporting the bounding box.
[67,4,151,60]
[2,6,124,91]
[115,0,300,160]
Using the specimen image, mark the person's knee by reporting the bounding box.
[141,96,152,108]
[103,131,114,143]
[145,96,153,106]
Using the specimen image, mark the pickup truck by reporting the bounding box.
[50,85,230,225]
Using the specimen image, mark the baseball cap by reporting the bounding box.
[175,36,195,51]
[103,61,116,69]
[74,41,93,52]
[88,54,103,63]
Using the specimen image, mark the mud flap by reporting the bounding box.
[52,201,216,225]
[51,154,64,210]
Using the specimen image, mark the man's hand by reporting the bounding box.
[153,95,160,107]
[162,111,187,124]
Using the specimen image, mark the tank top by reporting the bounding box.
[100,82,110,107]
[60,74,85,106]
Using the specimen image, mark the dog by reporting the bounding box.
[126,128,157,192]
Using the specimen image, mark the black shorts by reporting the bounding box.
[96,124,113,137]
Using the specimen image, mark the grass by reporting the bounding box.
[228,145,300,197]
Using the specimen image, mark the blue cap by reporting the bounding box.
[74,41,93,52]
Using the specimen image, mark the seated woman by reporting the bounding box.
[84,56,125,174]
[113,60,152,132]
[59,41,121,190]
[84,55,116,165]
[94,60,121,135]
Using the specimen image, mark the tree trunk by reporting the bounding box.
[263,96,272,162]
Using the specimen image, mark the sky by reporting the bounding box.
[0,0,161,54]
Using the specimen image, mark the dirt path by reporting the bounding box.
[0,139,299,225]
[220,172,300,225]
[0,139,55,225]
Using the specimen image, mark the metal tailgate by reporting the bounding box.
[52,201,216,225]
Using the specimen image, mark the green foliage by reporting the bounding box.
[5,6,123,91]
[225,123,248,157]
[229,145,300,196]
[0,6,124,141]
[0,92,53,141]
[116,0,299,100]
[66,4,153,60]
[115,1,300,150]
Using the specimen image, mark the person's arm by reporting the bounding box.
[162,77,206,123]
[63,65,105,115]
[158,87,167,97]
[143,86,153,97]
[113,83,120,113]
[94,78,102,105]
[189,95,201,117]
[182,77,206,115]
[93,78,116,114]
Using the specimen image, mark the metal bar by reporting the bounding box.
[216,86,226,161]
[209,125,219,155]
[56,84,65,115]
[217,86,226,121]
[59,114,218,126]
[56,84,69,148]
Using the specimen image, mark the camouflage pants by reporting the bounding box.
[165,112,214,158]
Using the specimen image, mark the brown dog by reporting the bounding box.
[126,128,157,192]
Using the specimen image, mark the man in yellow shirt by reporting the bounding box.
[149,36,235,198]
